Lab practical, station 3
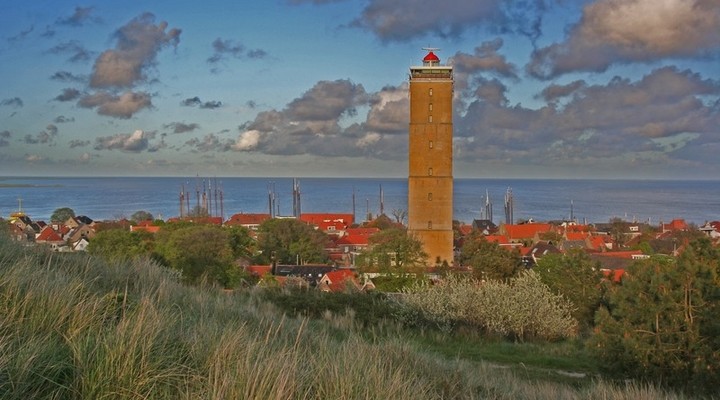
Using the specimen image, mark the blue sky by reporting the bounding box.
[1,0,718,179]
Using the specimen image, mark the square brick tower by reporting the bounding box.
[408,49,454,266]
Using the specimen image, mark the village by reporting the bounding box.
[5,203,720,292]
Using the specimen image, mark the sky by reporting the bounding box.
[0,0,718,179]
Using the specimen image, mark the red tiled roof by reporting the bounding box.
[564,224,591,233]
[587,235,607,251]
[565,232,589,241]
[484,235,510,245]
[503,223,553,240]
[321,269,357,292]
[345,227,379,237]
[246,265,272,277]
[458,224,473,236]
[662,219,688,231]
[130,225,161,233]
[601,269,625,283]
[36,226,63,242]
[300,213,354,226]
[226,213,271,226]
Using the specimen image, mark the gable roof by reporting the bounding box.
[503,223,553,240]
[319,269,358,292]
[226,213,271,226]
[36,226,64,243]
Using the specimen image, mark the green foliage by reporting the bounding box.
[400,271,578,341]
[87,228,154,260]
[130,210,154,223]
[262,288,400,327]
[590,239,720,394]
[255,218,329,264]
[371,274,427,292]
[535,250,605,331]
[225,225,255,259]
[50,207,75,223]
[357,228,427,271]
[459,232,523,281]
[0,235,692,399]
[154,224,248,287]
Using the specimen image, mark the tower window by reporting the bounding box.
[428,221,433,229]
[429,103,433,111]
[428,167,433,176]
[429,140,433,149]
[428,192,433,201]
[429,88,433,96]
[428,115,433,123]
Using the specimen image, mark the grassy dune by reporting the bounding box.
[0,237,689,399]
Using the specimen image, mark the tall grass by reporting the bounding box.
[0,237,694,399]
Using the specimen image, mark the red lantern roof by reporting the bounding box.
[423,51,440,62]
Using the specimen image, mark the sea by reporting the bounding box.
[1,176,718,226]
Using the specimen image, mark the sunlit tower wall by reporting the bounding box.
[408,49,454,266]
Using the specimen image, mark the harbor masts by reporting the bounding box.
[504,187,514,225]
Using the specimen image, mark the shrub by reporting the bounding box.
[399,271,577,341]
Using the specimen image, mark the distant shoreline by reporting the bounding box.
[0,184,63,188]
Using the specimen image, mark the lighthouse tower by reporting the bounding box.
[407,49,454,266]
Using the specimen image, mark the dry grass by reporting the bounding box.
[0,237,693,399]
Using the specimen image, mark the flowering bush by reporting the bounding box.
[399,271,577,341]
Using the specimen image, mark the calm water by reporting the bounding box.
[1,176,718,225]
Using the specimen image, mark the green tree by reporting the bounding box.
[130,210,154,223]
[51,207,75,223]
[590,239,720,393]
[358,228,427,271]
[225,225,255,260]
[255,218,329,265]
[459,232,522,281]
[87,229,153,260]
[154,224,245,287]
[535,250,605,330]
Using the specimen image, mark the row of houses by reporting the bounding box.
[7,213,96,252]
[457,217,720,282]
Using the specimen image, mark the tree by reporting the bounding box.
[535,250,605,330]
[87,229,154,260]
[459,232,522,281]
[130,210,154,223]
[154,224,246,287]
[590,239,720,393]
[391,209,407,225]
[255,218,329,265]
[358,228,427,271]
[225,225,255,260]
[51,207,75,223]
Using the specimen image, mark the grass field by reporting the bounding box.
[0,237,693,399]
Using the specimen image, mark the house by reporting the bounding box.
[524,242,562,266]
[660,219,688,233]
[273,264,336,286]
[35,226,65,250]
[699,221,720,239]
[300,213,355,236]
[471,219,498,235]
[71,237,90,251]
[225,213,271,230]
[66,223,96,242]
[130,221,161,234]
[501,223,553,244]
[331,227,379,266]
[317,269,359,292]
[590,250,649,271]
[601,268,625,283]
[245,265,272,279]
[65,215,94,229]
